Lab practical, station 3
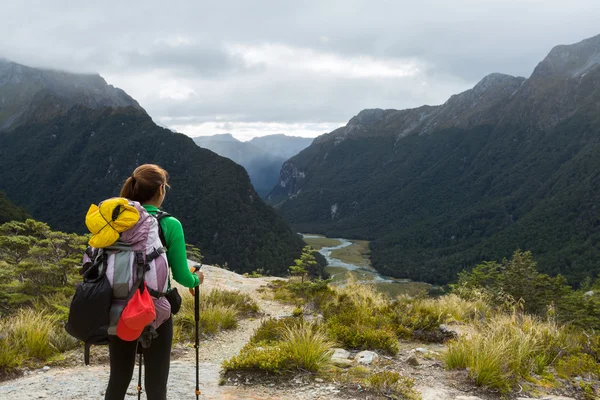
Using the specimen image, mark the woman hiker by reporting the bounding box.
[105,164,204,400]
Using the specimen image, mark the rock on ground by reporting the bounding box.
[355,350,379,365]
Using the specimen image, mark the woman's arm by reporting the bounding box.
[161,216,200,288]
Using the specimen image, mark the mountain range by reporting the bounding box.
[193,133,312,197]
[0,59,322,277]
[269,33,600,285]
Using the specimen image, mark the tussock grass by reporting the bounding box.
[280,321,334,372]
[201,288,260,316]
[174,296,238,342]
[444,312,578,393]
[173,288,259,342]
[325,281,399,355]
[413,294,492,323]
[223,319,334,374]
[0,307,78,373]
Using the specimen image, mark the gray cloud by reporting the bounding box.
[1,0,600,138]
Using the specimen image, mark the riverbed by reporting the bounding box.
[302,234,431,298]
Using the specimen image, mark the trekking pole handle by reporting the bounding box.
[189,265,202,296]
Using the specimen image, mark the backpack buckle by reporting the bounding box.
[135,252,145,266]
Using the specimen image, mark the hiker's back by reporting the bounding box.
[66,197,172,363]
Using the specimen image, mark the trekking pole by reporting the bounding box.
[193,265,201,399]
[137,352,143,400]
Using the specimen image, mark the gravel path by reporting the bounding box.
[0,266,349,400]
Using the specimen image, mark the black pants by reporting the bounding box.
[105,318,173,400]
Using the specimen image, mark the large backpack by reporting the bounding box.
[65,198,171,365]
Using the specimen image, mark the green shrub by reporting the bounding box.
[555,354,600,380]
[249,317,301,345]
[272,279,335,309]
[223,345,288,374]
[327,322,399,355]
[292,307,303,317]
[364,371,420,400]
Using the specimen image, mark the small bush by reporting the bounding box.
[223,345,288,374]
[327,322,399,355]
[272,279,335,309]
[555,354,600,380]
[249,317,301,345]
[292,307,303,317]
[364,371,420,400]
[247,269,265,278]
[390,294,491,343]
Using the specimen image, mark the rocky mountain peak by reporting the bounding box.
[531,34,600,79]
[347,108,387,127]
[0,59,143,131]
[471,73,524,95]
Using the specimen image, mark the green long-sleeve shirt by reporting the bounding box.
[143,205,200,289]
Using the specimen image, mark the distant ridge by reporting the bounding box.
[194,134,312,197]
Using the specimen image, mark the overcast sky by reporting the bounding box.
[2,0,600,140]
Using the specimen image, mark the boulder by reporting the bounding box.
[406,354,420,366]
[331,348,351,360]
[439,324,459,338]
[355,350,379,365]
[331,358,353,368]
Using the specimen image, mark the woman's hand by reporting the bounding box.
[188,266,204,296]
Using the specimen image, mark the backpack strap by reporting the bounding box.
[153,210,173,293]
[154,211,170,248]
[123,251,150,305]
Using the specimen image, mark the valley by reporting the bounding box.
[271,34,600,287]
[303,234,431,297]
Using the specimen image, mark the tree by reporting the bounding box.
[0,219,87,312]
[289,245,318,283]
[456,250,572,315]
[186,244,204,264]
